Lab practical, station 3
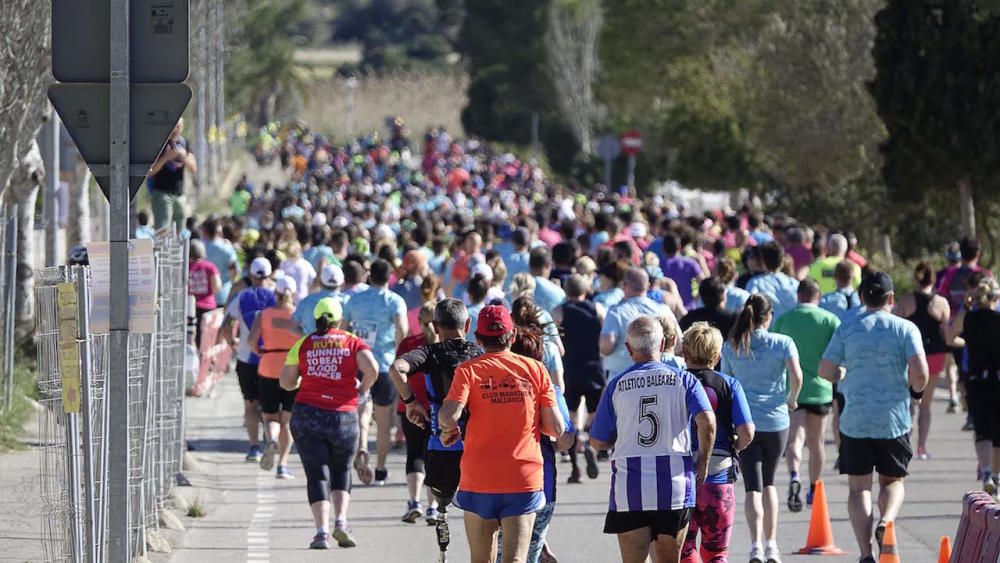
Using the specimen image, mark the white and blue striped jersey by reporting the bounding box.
[590,360,712,512]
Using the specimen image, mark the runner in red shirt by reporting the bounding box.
[281,298,378,550]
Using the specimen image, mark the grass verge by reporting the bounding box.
[0,346,39,452]
[187,499,206,518]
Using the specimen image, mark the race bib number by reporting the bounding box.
[354,320,379,348]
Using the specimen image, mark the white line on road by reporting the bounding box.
[247,472,275,563]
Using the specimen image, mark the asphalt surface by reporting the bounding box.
[168,375,979,563]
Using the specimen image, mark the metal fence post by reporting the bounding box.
[4,206,18,411]
[76,266,97,563]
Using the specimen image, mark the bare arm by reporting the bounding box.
[438,399,465,446]
[734,423,755,452]
[599,333,616,356]
[907,354,930,392]
[279,364,300,391]
[945,308,966,345]
[552,305,563,325]
[388,358,413,400]
[693,410,717,485]
[818,359,843,383]
[540,405,566,438]
[590,436,613,451]
[394,313,408,346]
[357,349,379,395]
[785,357,803,411]
[209,274,222,297]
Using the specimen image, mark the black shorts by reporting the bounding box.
[565,388,604,414]
[236,361,259,402]
[603,508,693,539]
[258,377,297,415]
[797,402,833,417]
[739,429,789,492]
[425,449,463,500]
[370,372,397,407]
[967,379,1000,446]
[839,433,912,478]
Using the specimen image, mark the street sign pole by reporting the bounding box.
[108,0,132,559]
[627,154,636,190]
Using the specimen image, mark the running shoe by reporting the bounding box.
[259,440,278,471]
[583,446,600,479]
[245,445,263,463]
[353,450,374,485]
[947,398,959,413]
[276,465,294,480]
[596,450,610,461]
[787,480,803,513]
[425,507,439,526]
[806,484,815,506]
[764,545,782,563]
[374,467,388,486]
[984,477,998,498]
[332,526,357,548]
[874,520,886,554]
[916,447,930,461]
[402,501,423,524]
[749,545,765,563]
[962,417,975,431]
[857,557,876,563]
[567,467,582,484]
[310,532,331,550]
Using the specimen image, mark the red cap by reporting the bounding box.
[475,305,514,337]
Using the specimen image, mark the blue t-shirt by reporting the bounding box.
[504,251,531,291]
[819,288,862,322]
[746,272,800,319]
[542,386,575,503]
[594,287,624,308]
[534,276,566,312]
[342,286,408,372]
[303,245,334,271]
[721,329,798,432]
[724,285,751,314]
[293,288,339,334]
[601,296,671,378]
[821,310,924,439]
[204,238,239,305]
[465,301,487,342]
[391,277,424,311]
[689,372,753,484]
[661,353,686,372]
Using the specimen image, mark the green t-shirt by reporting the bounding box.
[230,190,251,217]
[772,304,840,405]
[808,256,861,294]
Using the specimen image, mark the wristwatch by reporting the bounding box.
[402,393,416,405]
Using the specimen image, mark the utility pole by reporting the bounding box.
[194,0,208,196]
[41,112,61,267]
[107,0,132,558]
[215,0,227,171]
[205,0,218,185]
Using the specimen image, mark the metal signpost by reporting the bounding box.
[620,129,643,190]
[50,1,190,559]
[595,133,621,191]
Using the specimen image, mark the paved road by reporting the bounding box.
[169,374,975,563]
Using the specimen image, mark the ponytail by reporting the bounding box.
[728,293,772,355]
[315,314,332,335]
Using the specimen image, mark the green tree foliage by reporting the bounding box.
[458,0,579,173]
[870,0,1000,237]
[227,0,312,125]
[332,0,455,71]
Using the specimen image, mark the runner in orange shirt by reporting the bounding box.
[439,305,566,563]
[249,276,303,478]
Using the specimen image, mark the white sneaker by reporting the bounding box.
[764,545,782,563]
[749,545,764,563]
[985,477,999,498]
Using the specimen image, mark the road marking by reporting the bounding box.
[246,472,275,562]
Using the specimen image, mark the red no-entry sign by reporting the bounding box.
[620,129,642,156]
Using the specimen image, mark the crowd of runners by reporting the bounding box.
[171,121,1000,563]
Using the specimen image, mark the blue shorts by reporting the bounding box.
[455,490,545,520]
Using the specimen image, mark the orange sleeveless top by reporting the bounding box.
[258,307,300,379]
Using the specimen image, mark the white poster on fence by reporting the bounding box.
[88,239,157,334]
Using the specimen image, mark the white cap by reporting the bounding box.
[320,264,345,288]
[312,212,327,227]
[471,262,494,283]
[275,275,298,295]
[249,257,273,279]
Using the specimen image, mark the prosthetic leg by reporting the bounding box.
[431,487,454,562]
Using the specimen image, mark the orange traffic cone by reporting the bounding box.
[879,521,900,563]
[797,480,846,555]
[937,535,951,563]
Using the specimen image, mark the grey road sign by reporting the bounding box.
[52,0,190,83]
[596,134,622,162]
[49,83,192,200]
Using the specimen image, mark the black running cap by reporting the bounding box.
[860,271,893,299]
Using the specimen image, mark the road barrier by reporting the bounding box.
[34,232,189,562]
[950,490,1000,563]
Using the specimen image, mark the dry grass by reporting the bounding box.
[300,71,469,142]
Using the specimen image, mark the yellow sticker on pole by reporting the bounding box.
[56,282,81,414]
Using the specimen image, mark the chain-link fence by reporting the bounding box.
[0,205,19,411]
[34,232,189,562]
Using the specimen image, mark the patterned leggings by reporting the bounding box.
[680,483,736,563]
